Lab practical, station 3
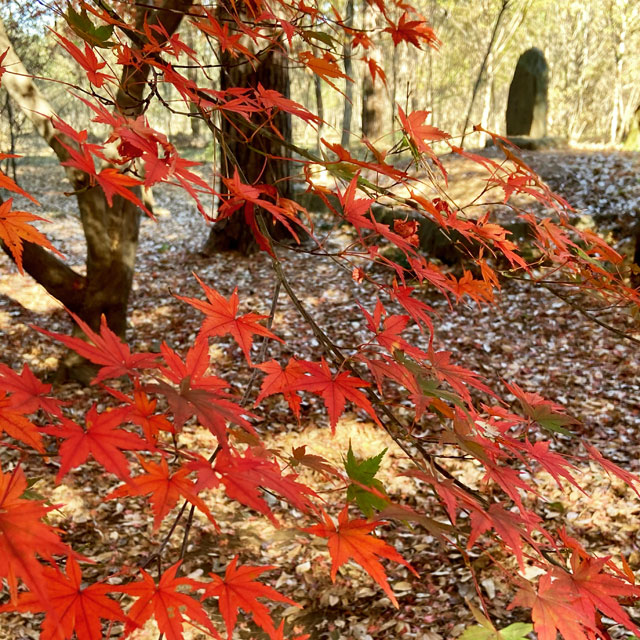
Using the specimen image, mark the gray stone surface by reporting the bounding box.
[506,48,549,138]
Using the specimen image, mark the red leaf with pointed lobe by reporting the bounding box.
[53,32,114,87]
[119,562,220,640]
[105,386,174,444]
[0,199,63,274]
[0,363,64,417]
[0,465,71,606]
[304,507,417,607]
[298,358,379,432]
[0,392,45,453]
[36,312,158,384]
[42,405,147,483]
[189,447,315,525]
[583,441,640,498]
[0,556,125,640]
[0,162,39,204]
[255,358,307,418]
[151,338,254,446]
[201,555,298,639]
[176,273,282,365]
[107,456,218,530]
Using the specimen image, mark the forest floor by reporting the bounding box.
[0,146,639,640]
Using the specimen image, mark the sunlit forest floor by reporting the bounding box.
[1,146,639,639]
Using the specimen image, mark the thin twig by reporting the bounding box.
[543,283,640,347]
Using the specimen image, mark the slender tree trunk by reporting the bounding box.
[202,0,292,256]
[0,2,192,382]
[460,0,510,148]
[340,0,355,150]
[361,10,386,143]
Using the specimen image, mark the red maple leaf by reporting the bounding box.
[0,465,71,606]
[297,358,379,432]
[105,386,174,444]
[428,349,495,404]
[0,392,45,453]
[583,441,640,498]
[304,507,417,607]
[255,358,307,419]
[0,199,63,274]
[150,338,254,446]
[177,274,282,365]
[42,404,147,483]
[0,159,39,204]
[0,556,125,640]
[36,312,158,384]
[119,562,220,640]
[0,362,64,417]
[361,299,427,360]
[96,167,151,215]
[201,555,298,639]
[510,570,593,640]
[107,455,217,530]
[511,554,640,640]
[189,446,315,525]
[298,50,351,92]
[53,33,114,87]
[383,12,439,48]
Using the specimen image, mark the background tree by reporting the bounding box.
[201,0,294,255]
[0,2,192,380]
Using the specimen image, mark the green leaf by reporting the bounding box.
[65,5,114,48]
[533,409,573,435]
[459,622,532,640]
[302,30,337,47]
[498,622,533,640]
[344,442,388,517]
[459,626,494,640]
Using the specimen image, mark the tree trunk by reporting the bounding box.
[361,10,386,143]
[0,2,192,382]
[202,0,292,256]
[340,0,355,150]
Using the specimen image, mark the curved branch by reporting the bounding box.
[0,240,86,313]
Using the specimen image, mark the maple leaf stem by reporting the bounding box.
[241,279,281,406]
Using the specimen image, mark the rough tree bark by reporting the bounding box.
[201,0,292,256]
[0,2,192,381]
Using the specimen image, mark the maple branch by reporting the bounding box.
[542,283,640,347]
[0,240,87,314]
[265,229,488,507]
[140,499,190,571]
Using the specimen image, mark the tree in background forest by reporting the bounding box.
[0,2,194,381]
[0,1,640,640]
[201,0,296,255]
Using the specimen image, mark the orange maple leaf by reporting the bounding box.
[0,465,71,606]
[298,358,380,432]
[201,555,298,639]
[0,556,125,640]
[304,506,417,607]
[107,455,218,530]
[43,404,148,484]
[176,273,283,365]
[119,562,220,640]
[0,199,62,274]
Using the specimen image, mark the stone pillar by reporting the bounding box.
[506,48,548,138]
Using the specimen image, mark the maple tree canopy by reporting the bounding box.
[0,1,639,639]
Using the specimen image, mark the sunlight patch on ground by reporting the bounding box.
[0,273,63,313]
[46,483,92,524]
